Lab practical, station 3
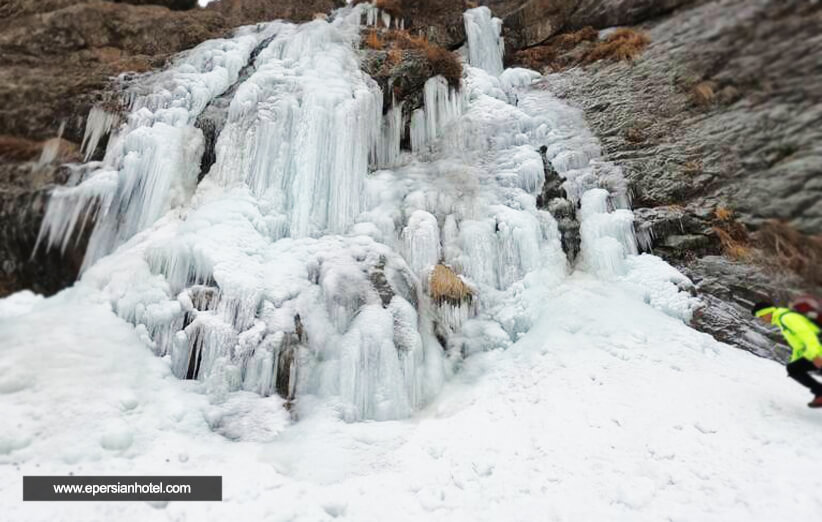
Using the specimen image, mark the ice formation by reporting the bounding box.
[463,7,505,76]
[33,4,696,421]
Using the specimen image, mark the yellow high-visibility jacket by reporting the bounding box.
[771,307,822,362]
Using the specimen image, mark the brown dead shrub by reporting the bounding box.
[584,28,650,64]
[682,159,702,175]
[430,264,473,305]
[423,44,462,87]
[553,26,599,48]
[714,206,733,221]
[511,27,647,71]
[385,30,462,87]
[625,125,646,143]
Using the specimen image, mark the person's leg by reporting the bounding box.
[787,359,822,396]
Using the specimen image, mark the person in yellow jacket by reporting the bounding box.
[753,302,822,408]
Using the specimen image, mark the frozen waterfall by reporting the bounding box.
[464,7,505,76]
[33,4,695,421]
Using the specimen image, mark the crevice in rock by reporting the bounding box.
[535,145,580,262]
[195,30,278,180]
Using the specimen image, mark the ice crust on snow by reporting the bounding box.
[30,4,696,422]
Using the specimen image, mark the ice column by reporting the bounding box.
[464,6,505,76]
[578,188,638,277]
[409,76,464,152]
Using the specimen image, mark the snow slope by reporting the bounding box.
[1,274,821,521]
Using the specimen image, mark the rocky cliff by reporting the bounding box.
[522,0,821,358]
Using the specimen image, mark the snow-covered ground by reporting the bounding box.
[2,274,821,521]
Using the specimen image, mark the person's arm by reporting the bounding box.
[783,314,822,363]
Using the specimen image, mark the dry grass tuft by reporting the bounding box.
[711,207,751,260]
[755,221,822,285]
[624,125,646,143]
[365,29,383,50]
[554,26,599,48]
[714,227,751,260]
[692,81,717,106]
[710,209,821,286]
[682,159,702,175]
[584,28,650,64]
[714,206,733,221]
[511,26,648,71]
[430,264,472,304]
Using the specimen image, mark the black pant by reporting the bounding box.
[787,359,822,396]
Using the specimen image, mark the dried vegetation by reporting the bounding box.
[511,27,650,72]
[429,264,473,305]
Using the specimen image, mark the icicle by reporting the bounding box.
[81,106,119,161]
[374,100,403,167]
[409,76,464,152]
[463,7,504,76]
[207,18,383,238]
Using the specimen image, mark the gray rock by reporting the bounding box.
[535,0,821,358]
[542,0,822,234]
[682,255,807,362]
[565,0,699,31]
[663,234,711,251]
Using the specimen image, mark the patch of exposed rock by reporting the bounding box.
[479,0,698,49]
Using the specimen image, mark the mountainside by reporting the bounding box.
[0,3,820,520]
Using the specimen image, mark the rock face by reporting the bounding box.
[682,256,801,362]
[486,0,578,50]
[539,0,821,234]
[564,0,697,30]
[480,0,697,49]
[533,0,821,357]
